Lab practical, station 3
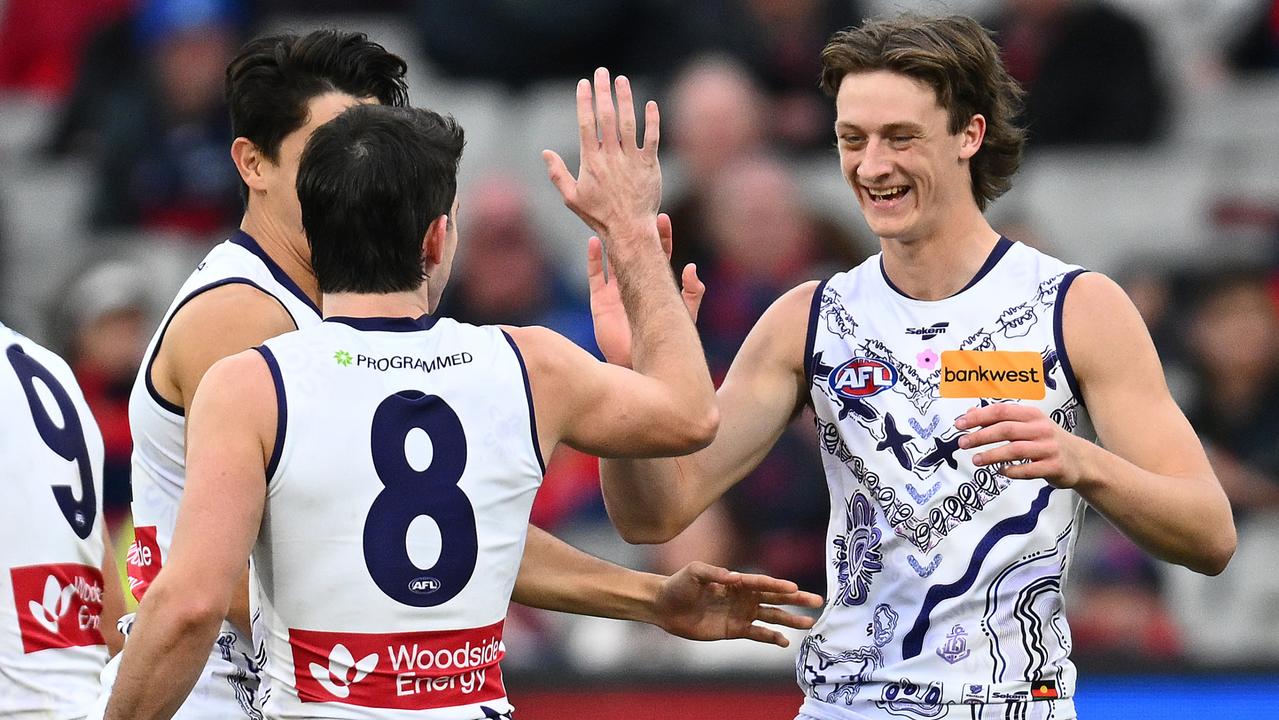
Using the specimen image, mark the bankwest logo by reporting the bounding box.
[290,620,507,709]
[10,563,106,653]
[126,525,162,602]
[939,350,1045,400]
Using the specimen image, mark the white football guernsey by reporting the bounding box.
[0,322,108,719]
[798,239,1089,720]
[106,231,319,719]
[252,314,543,719]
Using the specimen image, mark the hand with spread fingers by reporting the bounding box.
[587,213,705,368]
[543,67,662,245]
[955,402,1090,488]
[654,561,823,648]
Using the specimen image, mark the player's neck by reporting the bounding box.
[879,216,1001,301]
[238,212,321,309]
[322,290,432,321]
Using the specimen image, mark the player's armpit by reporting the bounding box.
[152,282,296,412]
[505,324,719,459]
[1063,272,1235,574]
[600,281,817,544]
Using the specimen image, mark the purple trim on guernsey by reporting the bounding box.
[500,330,546,475]
[879,236,1014,301]
[804,279,831,389]
[1053,269,1088,403]
[228,230,321,317]
[143,278,291,417]
[252,345,287,483]
[323,314,440,333]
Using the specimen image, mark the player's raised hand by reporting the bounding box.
[588,213,705,367]
[542,67,661,242]
[955,402,1089,488]
[653,561,823,648]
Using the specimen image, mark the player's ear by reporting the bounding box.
[958,114,986,161]
[231,137,270,192]
[422,214,449,266]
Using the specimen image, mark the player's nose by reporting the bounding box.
[856,139,893,184]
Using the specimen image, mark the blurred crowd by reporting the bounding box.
[1,0,1278,677]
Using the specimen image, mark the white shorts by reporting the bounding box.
[87,615,261,720]
[798,697,1077,720]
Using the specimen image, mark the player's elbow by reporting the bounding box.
[671,405,720,454]
[142,579,228,634]
[615,515,689,545]
[1194,524,1237,577]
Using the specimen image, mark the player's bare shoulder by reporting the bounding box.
[1057,271,1153,384]
[743,280,824,372]
[152,283,297,406]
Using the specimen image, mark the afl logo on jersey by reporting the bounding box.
[408,577,441,595]
[829,357,898,398]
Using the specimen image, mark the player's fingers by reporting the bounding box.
[957,421,1035,450]
[574,79,596,156]
[681,264,704,323]
[999,459,1057,480]
[756,605,817,630]
[642,100,660,154]
[755,589,824,608]
[955,402,1035,430]
[729,571,800,595]
[586,236,604,287]
[542,150,576,202]
[616,75,638,151]
[971,441,1045,467]
[657,212,673,258]
[742,624,790,648]
[684,561,739,586]
[593,67,618,149]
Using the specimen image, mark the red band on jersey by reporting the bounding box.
[10,563,106,653]
[289,620,507,709]
[126,525,161,602]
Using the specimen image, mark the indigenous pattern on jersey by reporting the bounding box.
[799,239,1087,720]
[115,231,317,719]
[0,322,108,719]
[253,315,542,719]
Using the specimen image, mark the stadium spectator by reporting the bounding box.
[1185,268,1279,512]
[45,0,248,235]
[58,261,153,532]
[986,0,1170,147]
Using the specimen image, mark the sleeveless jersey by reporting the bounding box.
[252,314,544,719]
[121,230,319,718]
[798,239,1089,719]
[127,230,319,600]
[0,322,108,719]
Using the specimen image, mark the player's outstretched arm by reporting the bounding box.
[958,272,1235,575]
[600,283,818,543]
[105,352,272,719]
[514,527,821,647]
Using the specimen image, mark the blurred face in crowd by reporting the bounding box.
[1190,280,1279,385]
[455,178,545,317]
[835,70,983,244]
[707,157,811,281]
[155,27,236,120]
[254,92,376,243]
[671,60,766,185]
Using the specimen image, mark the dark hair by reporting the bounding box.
[820,15,1025,211]
[298,105,465,294]
[225,29,409,201]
